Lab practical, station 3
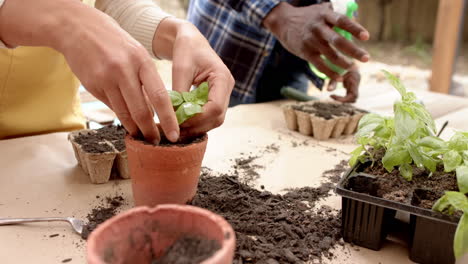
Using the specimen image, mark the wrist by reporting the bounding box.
[0,0,85,51]
[152,17,195,60]
[262,2,292,36]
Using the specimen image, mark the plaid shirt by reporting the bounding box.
[188,0,323,104]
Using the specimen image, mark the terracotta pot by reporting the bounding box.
[125,134,208,206]
[87,205,236,264]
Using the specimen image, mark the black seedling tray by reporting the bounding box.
[335,162,459,264]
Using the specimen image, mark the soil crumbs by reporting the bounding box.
[152,235,221,264]
[191,161,349,264]
[231,155,264,185]
[81,195,125,239]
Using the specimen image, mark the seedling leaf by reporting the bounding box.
[399,163,413,181]
[169,90,184,107]
[192,82,209,105]
[457,166,468,194]
[454,213,468,259]
[382,145,411,172]
[349,146,365,167]
[175,102,203,125]
[445,150,463,172]
[382,70,406,97]
[182,91,196,103]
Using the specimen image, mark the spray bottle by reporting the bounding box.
[309,0,359,80]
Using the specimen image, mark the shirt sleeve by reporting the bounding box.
[95,0,172,58]
[225,0,283,27]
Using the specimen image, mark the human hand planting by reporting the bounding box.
[153,19,234,138]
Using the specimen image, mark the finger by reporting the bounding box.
[119,73,160,143]
[318,27,369,62]
[139,59,180,142]
[305,53,343,81]
[180,72,233,131]
[327,79,338,91]
[324,12,370,41]
[331,70,360,103]
[313,42,353,69]
[172,57,194,93]
[104,87,139,136]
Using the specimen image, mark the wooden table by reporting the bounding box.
[2,91,468,263]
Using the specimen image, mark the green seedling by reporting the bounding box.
[350,70,468,258]
[168,82,209,125]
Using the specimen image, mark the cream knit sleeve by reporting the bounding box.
[95,0,172,58]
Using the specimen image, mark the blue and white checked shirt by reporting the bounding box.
[188,0,324,104]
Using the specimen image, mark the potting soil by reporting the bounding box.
[81,195,125,239]
[152,235,221,264]
[74,125,126,153]
[190,160,348,264]
[360,160,458,209]
[293,102,365,120]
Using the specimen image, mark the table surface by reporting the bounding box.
[2,88,468,264]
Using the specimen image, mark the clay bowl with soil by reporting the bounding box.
[86,205,235,264]
[68,125,129,184]
[282,101,366,140]
[125,131,208,207]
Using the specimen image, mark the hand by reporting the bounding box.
[153,18,234,137]
[263,2,370,81]
[326,65,361,103]
[0,0,178,144]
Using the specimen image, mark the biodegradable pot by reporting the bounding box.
[125,134,208,207]
[87,205,236,264]
[282,105,298,131]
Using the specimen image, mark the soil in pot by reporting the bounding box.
[152,235,221,264]
[133,129,206,147]
[190,161,348,264]
[293,102,365,120]
[74,125,126,153]
[354,160,458,208]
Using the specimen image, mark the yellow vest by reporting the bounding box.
[0,47,85,139]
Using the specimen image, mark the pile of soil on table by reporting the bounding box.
[293,102,366,120]
[191,161,349,264]
[152,235,221,264]
[81,195,125,239]
[74,125,126,153]
[352,157,458,209]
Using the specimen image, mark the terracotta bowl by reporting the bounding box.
[87,205,236,264]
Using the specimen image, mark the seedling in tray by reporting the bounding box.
[349,70,468,260]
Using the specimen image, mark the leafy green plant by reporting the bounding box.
[350,70,438,180]
[168,82,209,124]
[433,192,468,259]
[350,70,468,259]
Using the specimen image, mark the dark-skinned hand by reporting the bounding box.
[263,2,369,102]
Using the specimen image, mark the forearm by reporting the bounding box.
[95,0,171,58]
[0,0,92,50]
